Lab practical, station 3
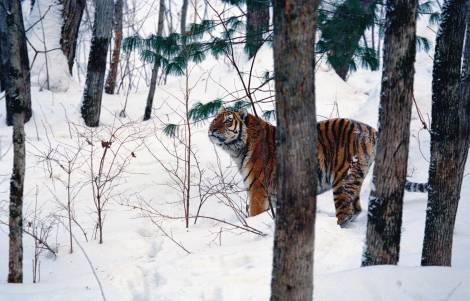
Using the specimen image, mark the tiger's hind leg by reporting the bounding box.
[332,185,356,228]
[333,168,366,228]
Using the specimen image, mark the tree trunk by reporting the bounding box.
[421,0,468,266]
[362,0,418,266]
[462,5,470,137]
[3,0,31,283]
[0,4,7,92]
[245,0,269,58]
[270,0,319,300]
[104,0,123,95]
[81,0,114,127]
[60,0,86,75]
[9,112,25,283]
[320,0,377,80]
[143,0,165,121]
[1,0,32,126]
[180,0,188,34]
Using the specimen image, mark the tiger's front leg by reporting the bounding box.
[248,181,269,216]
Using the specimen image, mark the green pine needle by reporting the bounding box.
[227,100,250,111]
[416,36,431,52]
[189,99,223,122]
[163,124,179,138]
[262,110,276,121]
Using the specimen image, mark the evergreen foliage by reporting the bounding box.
[318,0,438,79]
[318,0,379,80]
[123,0,440,85]
[163,123,179,138]
[188,99,223,122]
[124,0,440,125]
[262,110,276,121]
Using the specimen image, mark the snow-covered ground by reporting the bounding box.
[0,2,469,301]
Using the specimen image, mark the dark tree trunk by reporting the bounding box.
[245,0,269,58]
[8,112,25,284]
[104,0,123,95]
[362,0,418,266]
[270,0,319,300]
[461,5,470,139]
[0,4,7,92]
[320,0,377,80]
[3,1,32,126]
[2,0,31,283]
[421,0,468,267]
[143,0,165,121]
[60,0,86,75]
[1,0,32,126]
[81,0,114,127]
[180,0,188,34]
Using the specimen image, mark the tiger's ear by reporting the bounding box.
[239,107,248,119]
[217,106,226,114]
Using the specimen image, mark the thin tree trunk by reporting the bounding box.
[98,206,103,244]
[245,0,269,58]
[9,112,25,284]
[143,0,165,121]
[104,0,123,95]
[362,0,418,266]
[320,0,377,80]
[270,0,319,300]
[81,0,114,127]
[67,167,73,253]
[60,0,86,75]
[3,0,31,283]
[184,65,191,229]
[421,0,468,266]
[180,0,188,34]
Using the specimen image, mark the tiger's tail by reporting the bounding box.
[405,181,428,193]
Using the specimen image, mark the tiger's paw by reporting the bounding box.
[337,212,360,228]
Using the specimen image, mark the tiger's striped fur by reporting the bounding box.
[208,107,427,227]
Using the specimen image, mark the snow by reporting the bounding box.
[25,1,74,92]
[0,2,469,301]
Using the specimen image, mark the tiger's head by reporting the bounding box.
[208,107,248,154]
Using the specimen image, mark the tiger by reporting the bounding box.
[208,106,428,227]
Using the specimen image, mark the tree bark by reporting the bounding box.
[0,3,7,92]
[461,4,470,138]
[60,0,86,75]
[270,0,319,300]
[2,0,31,283]
[143,0,165,121]
[104,0,123,95]
[1,0,32,126]
[81,0,114,127]
[180,0,188,34]
[9,112,25,284]
[320,0,377,80]
[421,0,468,266]
[362,0,418,266]
[245,0,269,58]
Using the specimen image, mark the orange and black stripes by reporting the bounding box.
[209,108,425,227]
[209,107,377,225]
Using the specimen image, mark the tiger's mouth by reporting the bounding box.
[209,133,226,145]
